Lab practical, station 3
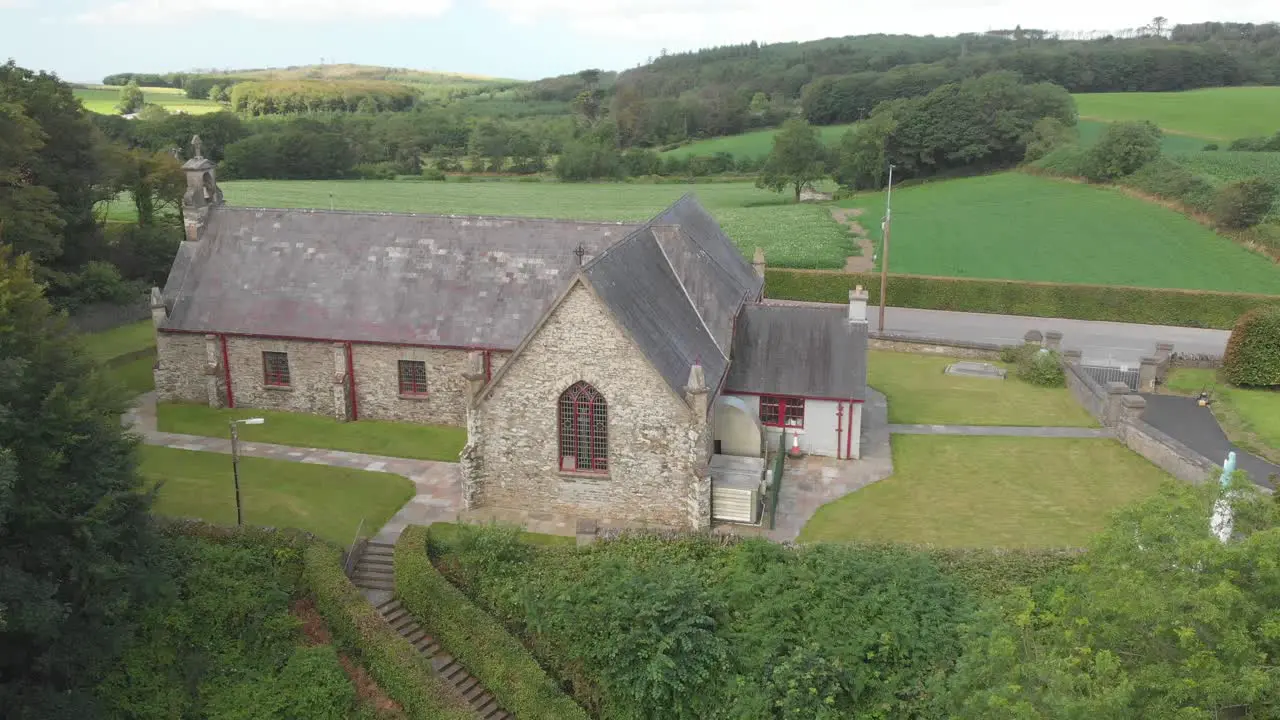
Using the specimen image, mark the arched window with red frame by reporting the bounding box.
[558,381,608,473]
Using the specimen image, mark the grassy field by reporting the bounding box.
[1077,119,1211,154]
[74,85,224,115]
[660,123,857,160]
[140,446,413,543]
[83,320,156,396]
[844,172,1280,293]
[798,436,1170,547]
[868,351,1097,427]
[157,402,467,462]
[1074,87,1280,141]
[221,179,854,269]
[1164,368,1280,464]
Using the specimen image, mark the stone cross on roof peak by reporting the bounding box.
[573,243,586,266]
[190,134,203,160]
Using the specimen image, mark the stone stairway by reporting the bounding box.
[350,541,512,720]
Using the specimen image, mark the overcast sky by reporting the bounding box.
[2,0,1276,84]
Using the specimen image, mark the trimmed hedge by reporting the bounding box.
[302,543,473,720]
[1223,305,1280,387]
[393,526,589,720]
[765,268,1280,330]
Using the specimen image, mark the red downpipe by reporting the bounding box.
[346,342,358,421]
[835,402,844,460]
[220,334,235,409]
[845,398,855,459]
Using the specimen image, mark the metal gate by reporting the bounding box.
[1082,364,1139,390]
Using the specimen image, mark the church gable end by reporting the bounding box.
[465,282,708,529]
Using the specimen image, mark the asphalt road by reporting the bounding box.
[873,305,1230,367]
[1141,394,1279,489]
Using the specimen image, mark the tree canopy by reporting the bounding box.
[757,118,826,201]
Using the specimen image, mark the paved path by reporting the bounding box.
[889,424,1114,438]
[765,389,894,542]
[1140,394,1279,489]
[871,305,1228,367]
[125,393,462,541]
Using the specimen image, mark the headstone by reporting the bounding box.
[944,361,1007,380]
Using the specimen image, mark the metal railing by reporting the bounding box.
[343,518,365,577]
[768,432,786,530]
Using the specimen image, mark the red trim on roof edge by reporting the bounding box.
[724,389,864,404]
[158,328,510,354]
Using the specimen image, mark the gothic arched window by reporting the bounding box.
[558,381,607,473]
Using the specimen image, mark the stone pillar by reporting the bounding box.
[1104,381,1129,426]
[1044,330,1063,350]
[331,343,351,422]
[1155,342,1174,363]
[575,518,598,546]
[1064,349,1083,365]
[464,351,486,403]
[203,334,224,408]
[1024,329,1044,347]
[1120,394,1147,423]
[1138,355,1159,392]
[752,247,766,279]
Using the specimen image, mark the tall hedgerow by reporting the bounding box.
[1223,305,1280,387]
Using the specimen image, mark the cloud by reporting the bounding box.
[75,0,452,24]
[485,0,1280,52]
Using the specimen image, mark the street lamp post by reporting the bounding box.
[229,417,265,526]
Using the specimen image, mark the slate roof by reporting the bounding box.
[161,194,765,400]
[579,195,762,398]
[161,207,638,347]
[724,303,868,401]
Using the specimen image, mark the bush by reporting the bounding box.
[420,167,446,181]
[1084,121,1162,182]
[302,543,473,720]
[1203,143,1219,151]
[1029,144,1091,177]
[394,527,589,720]
[353,161,399,180]
[1023,117,1076,162]
[1017,348,1066,387]
[1120,156,1217,213]
[1212,177,1277,229]
[1222,305,1280,387]
[764,268,1280,330]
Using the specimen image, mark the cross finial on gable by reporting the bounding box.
[190,134,203,160]
[573,243,586,266]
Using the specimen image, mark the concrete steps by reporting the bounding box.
[350,542,512,720]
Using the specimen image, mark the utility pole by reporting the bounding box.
[878,163,895,333]
[229,417,265,526]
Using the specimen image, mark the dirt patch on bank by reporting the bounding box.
[292,598,406,718]
[830,207,876,272]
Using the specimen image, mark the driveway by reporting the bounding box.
[873,305,1229,367]
[1140,393,1279,489]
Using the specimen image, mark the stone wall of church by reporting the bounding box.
[155,332,210,404]
[351,345,470,425]
[465,284,710,530]
[224,337,334,414]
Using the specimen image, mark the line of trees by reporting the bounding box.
[228,79,418,116]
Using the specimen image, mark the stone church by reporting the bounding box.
[153,139,868,530]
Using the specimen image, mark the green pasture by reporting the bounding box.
[1077,119,1211,154]
[843,172,1280,293]
[660,123,857,160]
[74,85,224,115]
[220,179,854,269]
[1074,87,1280,141]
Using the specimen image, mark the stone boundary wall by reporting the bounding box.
[1062,355,1216,484]
[868,332,1004,360]
[1169,352,1224,370]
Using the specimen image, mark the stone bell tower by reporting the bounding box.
[181,134,223,241]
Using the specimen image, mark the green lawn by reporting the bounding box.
[140,445,414,544]
[1077,119,1212,154]
[426,521,576,548]
[108,353,156,396]
[1163,368,1280,464]
[868,351,1097,427]
[798,436,1170,547]
[843,172,1280,292]
[157,402,467,462]
[82,320,154,362]
[660,123,857,160]
[1073,87,1280,141]
[221,179,852,269]
[73,85,224,115]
